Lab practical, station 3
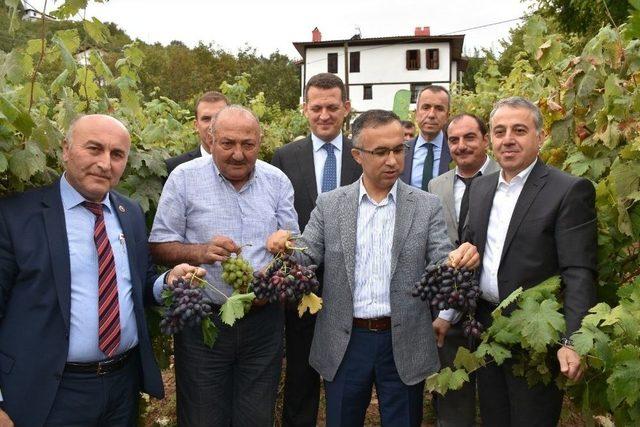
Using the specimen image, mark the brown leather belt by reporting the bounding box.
[353,317,391,331]
[65,347,136,376]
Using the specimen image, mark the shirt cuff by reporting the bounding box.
[438,309,463,324]
[153,272,169,304]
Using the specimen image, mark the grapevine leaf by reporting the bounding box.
[493,286,523,315]
[90,51,114,83]
[426,367,469,395]
[83,17,110,45]
[0,96,35,137]
[50,69,70,96]
[476,342,511,365]
[519,299,565,352]
[519,275,561,300]
[607,356,640,408]
[453,347,483,372]
[9,142,46,181]
[298,293,323,317]
[0,50,33,84]
[52,0,88,19]
[201,317,219,348]
[489,316,521,344]
[219,292,255,326]
[51,29,80,71]
[0,153,7,172]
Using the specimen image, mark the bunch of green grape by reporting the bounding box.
[221,255,254,294]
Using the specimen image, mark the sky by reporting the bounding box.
[25,0,536,58]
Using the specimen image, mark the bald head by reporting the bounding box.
[62,114,131,202]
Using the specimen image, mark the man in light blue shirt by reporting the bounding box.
[401,85,453,189]
[150,105,299,427]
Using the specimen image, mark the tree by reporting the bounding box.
[535,0,631,35]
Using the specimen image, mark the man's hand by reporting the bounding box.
[0,409,13,427]
[432,317,451,348]
[200,236,240,264]
[167,263,207,284]
[266,230,292,254]
[558,346,584,381]
[448,242,480,270]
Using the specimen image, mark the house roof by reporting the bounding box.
[293,34,466,63]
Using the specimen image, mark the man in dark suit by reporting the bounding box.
[165,91,228,175]
[0,115,203,427]
[428,114,500,427]
[465,97,597,426]
[401,85,452,189]
[271,73,361,426]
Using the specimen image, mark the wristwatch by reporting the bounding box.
[560,337,574,347]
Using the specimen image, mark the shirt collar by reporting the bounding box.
[358,177,398,206]
[312,133,343,152]
[60,172,113,212]
[199,144,209,157]
[498,158,537,187]
[454,156,491,181]
[416,130,444,149]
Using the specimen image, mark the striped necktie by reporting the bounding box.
[83,201,121,357]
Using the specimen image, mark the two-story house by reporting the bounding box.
[293,27,466,112]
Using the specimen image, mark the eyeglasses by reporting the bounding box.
[353,143,409,158]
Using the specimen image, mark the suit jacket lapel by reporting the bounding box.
[42,183,72,331]
[110,193,144,307]
[390,181,415,277]
[401,137,417,183]
[339,184,360,290]
[441,173,457,231]
[499,161,548,264]
[298,136,318,206]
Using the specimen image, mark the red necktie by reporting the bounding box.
[83,201,121,357]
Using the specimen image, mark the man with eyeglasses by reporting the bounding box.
[267,110,480,427]
[149,106,299,426]
[271,73,361,427]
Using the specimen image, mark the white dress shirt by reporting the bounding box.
[353,179,398,318]
[312,133,343,195]
[480,159,538,303]
[453,156,492,218]
[199,144,209,157]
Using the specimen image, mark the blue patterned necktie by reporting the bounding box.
[321,143,337,192]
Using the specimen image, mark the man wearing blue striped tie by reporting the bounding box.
[268,109,480,427]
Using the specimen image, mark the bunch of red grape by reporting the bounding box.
[251,253,319,303]
[412,264,484,338]
[159,277,213,335]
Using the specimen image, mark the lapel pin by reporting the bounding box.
[118,205,125,213]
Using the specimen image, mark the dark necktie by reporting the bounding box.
[457,172,481,242]
[83,201,121,357]
[321,143,337,192]
[421,143,434,190]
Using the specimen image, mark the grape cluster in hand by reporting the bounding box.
[462,318,484,339]
[160,277,213,335]
[221,255,253,294]
[251,253,319,303]
[413,264,481,311]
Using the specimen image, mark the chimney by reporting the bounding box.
[312,27,322,42]
[414,26,430,36]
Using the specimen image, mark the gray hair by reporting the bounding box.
[489,97,543,134]
[65,114,86,147]
[351,109,401,147]
[208,105,261,140]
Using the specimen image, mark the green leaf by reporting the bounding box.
[89,50,114,82]
[453,347,483,372]
[0,50,34,84]
[201,317,219,348]
[50,69,70,96]
[52,0,88,19]
[494,286,523,314]
[519,299,565,352]
[577,71,598,100]
[51,29,80,72]
[8,142,46,181]
[83,17,110,45]
[0,153,7,172]
[0,95,36,137]
[476,342,511,365]
[426,368,469,395]
[219,292,255,326]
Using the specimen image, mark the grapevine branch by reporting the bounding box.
[28,0,48,114]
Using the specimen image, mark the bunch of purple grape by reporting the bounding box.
[251,253,320,303]
[412,264,481,312]
[462,317,484,339]
[159,277,213,335]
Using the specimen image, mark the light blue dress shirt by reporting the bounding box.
[410,131,444,188]
[311,133,343,195]
[150,156,300,305]
[61,175,139,362]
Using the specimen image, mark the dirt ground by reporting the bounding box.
[142,362,586,426]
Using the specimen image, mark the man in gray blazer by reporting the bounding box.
[427,114,500,427]
[268,110,479,427]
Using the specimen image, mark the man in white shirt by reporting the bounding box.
[427,113,500,426]
[268,109,480,426]
[465,97,597,426]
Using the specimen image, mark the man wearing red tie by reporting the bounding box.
[0,114,202,427]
